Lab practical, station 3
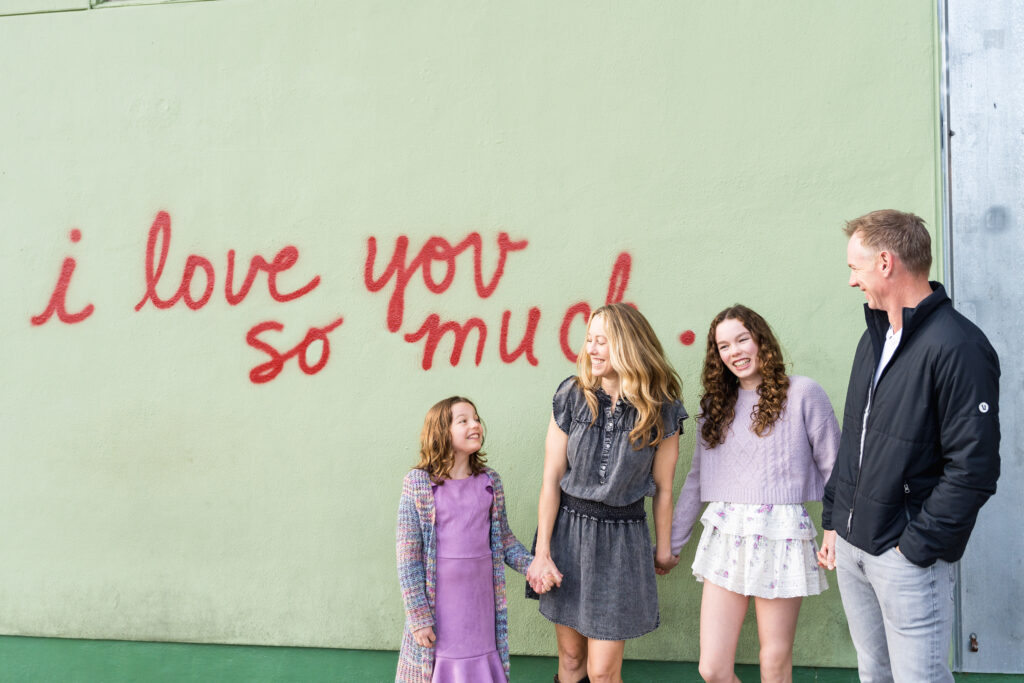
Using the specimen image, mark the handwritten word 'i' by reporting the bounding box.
[31,229,95,326]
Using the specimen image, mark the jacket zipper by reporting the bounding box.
[846,381,875,534]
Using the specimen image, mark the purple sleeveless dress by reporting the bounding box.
[431,475,506,682]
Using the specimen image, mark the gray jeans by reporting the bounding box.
[835,535,956,683]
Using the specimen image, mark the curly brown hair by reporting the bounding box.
[699,305,789,448]
[414,396,487,483]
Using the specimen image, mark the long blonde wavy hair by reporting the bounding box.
[576,304,682,450]
[414,396,487,483]
[699,305,789,448]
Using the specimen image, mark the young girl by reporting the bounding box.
[669,305,839,683]
[527,303,688,683]
[396,396,545,683]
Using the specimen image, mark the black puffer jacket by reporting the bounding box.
[822,283,1000,567]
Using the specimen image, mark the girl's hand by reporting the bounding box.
[538,572,558,593]
[530,570,559,595]
[654,549,680,575]
[527,555,563,593]
[817,530,837,570]
[412,626,436,648]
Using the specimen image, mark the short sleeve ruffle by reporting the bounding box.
[661,399,688,438]
[551,376,579,434]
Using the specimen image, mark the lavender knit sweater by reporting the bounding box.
[670,376,840,555]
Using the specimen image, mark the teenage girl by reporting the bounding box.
[396,396,549,683]
[527,303,688,683]
[669,305,839,683]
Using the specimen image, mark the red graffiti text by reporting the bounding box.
[246,316,345,384]
[558,252,634,361]
[31,229,95,326]
[403,307,541,370]
[364,232,528,332]
[135,211,321,311]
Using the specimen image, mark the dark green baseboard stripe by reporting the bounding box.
[1,637,1019,682]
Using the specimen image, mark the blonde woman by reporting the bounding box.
[526,304,688,683]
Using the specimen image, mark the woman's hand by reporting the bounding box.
[412,626,436,648]
[531,415,570,595]
[527,555,563,594]
[654,549,680,575]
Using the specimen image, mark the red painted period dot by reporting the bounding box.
[679,330,696,346]
[70,229,81,242]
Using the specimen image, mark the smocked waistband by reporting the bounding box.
[559,490,646,522]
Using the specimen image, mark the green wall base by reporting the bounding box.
[1,637,1020,682]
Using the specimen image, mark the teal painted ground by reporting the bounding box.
[1,638,1020,682]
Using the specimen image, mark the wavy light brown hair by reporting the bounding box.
[414,396,487,483]
[699,305,789,448]
[576,303,682,450]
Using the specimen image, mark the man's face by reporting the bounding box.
[847,232,885,309]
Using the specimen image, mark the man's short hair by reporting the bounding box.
[844,210,932,277]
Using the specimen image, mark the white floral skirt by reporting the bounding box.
[691,501,828,599]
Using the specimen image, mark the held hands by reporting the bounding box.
[412,626,436,648]
[526,555,563,595]
[654,548,680,576]
[817,529,837,570]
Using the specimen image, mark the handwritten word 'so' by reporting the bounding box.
[246,316,345,384]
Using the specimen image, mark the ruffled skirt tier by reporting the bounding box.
[691,502,827,599]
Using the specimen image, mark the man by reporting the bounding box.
[819,209,1000,683]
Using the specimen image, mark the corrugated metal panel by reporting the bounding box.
[945,0,1024,674]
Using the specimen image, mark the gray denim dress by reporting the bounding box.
[538,376,688,640]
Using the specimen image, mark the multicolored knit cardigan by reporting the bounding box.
[395,466,533,683]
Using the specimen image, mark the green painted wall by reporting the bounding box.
[0,0,941,670]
